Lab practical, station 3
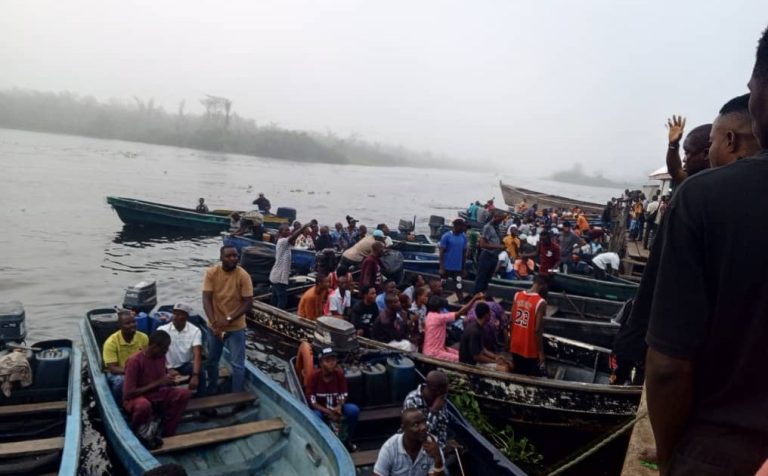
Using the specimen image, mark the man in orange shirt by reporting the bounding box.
[298,275,330,320]
[509,275,548,376]
[576,213,589,233]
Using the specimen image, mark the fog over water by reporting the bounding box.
[3,0,766,179]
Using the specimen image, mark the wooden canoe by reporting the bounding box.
[499,181,605,215]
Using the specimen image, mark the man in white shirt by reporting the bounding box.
[591,252,621,280]
[157,302,203,394]
[327,275,352,318]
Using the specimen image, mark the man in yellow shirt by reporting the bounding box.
[103,309,149,403]
[576,213,590,233]
[202,245,253,395]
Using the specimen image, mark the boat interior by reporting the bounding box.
[0,339,74,475]
[85,308,337,476]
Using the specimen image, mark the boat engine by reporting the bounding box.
[313,316,359,355]
[0,301,27,349]
[122,280,157,315]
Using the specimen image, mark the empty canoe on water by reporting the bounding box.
[499,181,605,215]
[81,308,354,476]
[106,196,289,233]
[0,338,82,476]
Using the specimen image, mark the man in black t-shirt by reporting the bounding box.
[645,26,768,476]
[350,285,379,338]
[459,302,498,367]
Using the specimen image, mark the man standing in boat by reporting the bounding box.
[269,223,310,309]
[509,275,548,376]
[202,245,253,395]
[645,27,768,475]
[438,218,468,302]
[474,209,506,293]
[195,197,209,213]
[252,192,271,213]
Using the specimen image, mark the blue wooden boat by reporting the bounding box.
[107,197,290,233]
[222,234,318,275]
[81,308,354,475]
[0,338,82,476]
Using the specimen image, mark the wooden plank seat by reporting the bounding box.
[358,406,402,423]
[0,436,65,458]
[352,449,380,466]
[184,392,258,413]
[0,400,67,417]
[151,418,286,455]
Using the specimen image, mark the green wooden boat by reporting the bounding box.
[550,272,638,301]
[106,197,288,233]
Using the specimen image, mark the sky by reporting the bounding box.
[2,0,767,179]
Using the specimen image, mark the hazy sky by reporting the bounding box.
[2,1,767,179]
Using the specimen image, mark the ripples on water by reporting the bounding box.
[0,128,621,474]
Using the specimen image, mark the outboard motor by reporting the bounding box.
[428,215,445,240]
[313,316,359,355]
[0,301,26,349]
[123,281,157,315]
[398,219,415,234]
[276,207,297,224]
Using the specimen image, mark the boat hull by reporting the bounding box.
[222,234,318,275]
[108,196,231,233]
[80,309,353,476]
[499,181,605,215]
[551,273,637,301]
[248,301,641,434]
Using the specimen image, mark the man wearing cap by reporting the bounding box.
[252,193,271,213]
[157,303,204,394]
[438,219,468,302]
[358,241,385,293]
[474,209,506,293]
[305,348,359,450]
[558,221,579,273]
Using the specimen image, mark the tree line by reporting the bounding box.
[0,88,453,168]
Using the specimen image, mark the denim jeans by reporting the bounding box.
[270,283,288,309]
[174,361,206,397]
[312,403,359,443]
[106,373,124,404]
[205,328,246,394]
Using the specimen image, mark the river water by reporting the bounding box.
[0,128,622,474]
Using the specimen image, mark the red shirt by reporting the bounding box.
[305,368,348,408]
[510,291,545,358]
[537,241,560,275]
[359,255,382,292]
[124,351,167,401]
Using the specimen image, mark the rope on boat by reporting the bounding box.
[547,409,649,476]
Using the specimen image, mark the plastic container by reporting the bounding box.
[362,363,389,406]
[134,312,152,335]
[344,366,364,406]
[152,311,173,332]
[386,356,416,403]
[34,347,70,389]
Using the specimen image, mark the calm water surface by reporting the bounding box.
[0,128,621,474]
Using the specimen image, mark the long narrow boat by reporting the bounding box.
[406,270,625,320]
[0,338,82,476]
[550,273,638,302]
[244,334,525,475]
[222,233,318,275]
[247,301,641,435]
[499,181,605,215]
[81,308,354,475]
[107,196,288,233]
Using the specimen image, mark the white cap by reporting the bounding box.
[173,302,194,315]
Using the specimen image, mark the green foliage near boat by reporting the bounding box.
[452,391,544,471]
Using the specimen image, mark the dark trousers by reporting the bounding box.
[512,354,544,377]
[270,282,288,309]
[474,251,498,293]
[669,424,768,475]
[643,222,657,249]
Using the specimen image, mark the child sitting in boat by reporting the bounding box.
[422,293,484,362]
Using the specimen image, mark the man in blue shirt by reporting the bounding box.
[438,219,468,302]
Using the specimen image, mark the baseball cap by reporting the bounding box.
[319,347,337,359]
[173,302,194,315]
[372,229,385,238]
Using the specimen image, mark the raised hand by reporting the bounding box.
[666,115,686,144]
